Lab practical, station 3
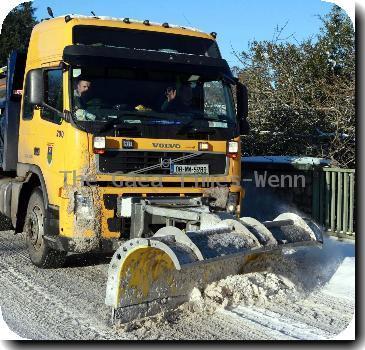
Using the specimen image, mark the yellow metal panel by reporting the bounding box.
[104,137,227,152]
[26,19,72,68]
[116,246,175,305]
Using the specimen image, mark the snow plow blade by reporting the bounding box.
[105,212,322,324]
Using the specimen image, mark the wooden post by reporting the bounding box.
[325,171,331,228]
[312,170,320,222]
[349,172,355,234]
[330,171,336,233]
[343,172,349,234]
[336,172,343,234]
[319,171,325,225]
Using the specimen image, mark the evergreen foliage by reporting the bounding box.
[236,6,355,167]
[0,2,38,66]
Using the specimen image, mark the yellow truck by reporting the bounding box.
[0,14,322,323]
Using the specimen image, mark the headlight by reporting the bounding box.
[226,192,239,214]
[227,141,239,159]
[93,136,106,154]
[74,193,94,220]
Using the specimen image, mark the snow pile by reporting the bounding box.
[118,266,301,334]
[187,240,343,312]
[186,268,299,314]
[203,272,297,308]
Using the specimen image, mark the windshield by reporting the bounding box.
[71,67,237,139]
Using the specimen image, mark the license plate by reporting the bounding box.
[171,164,209,175]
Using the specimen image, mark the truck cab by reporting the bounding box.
[0,15,249,267]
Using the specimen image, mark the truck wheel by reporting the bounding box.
[24,187,66,268]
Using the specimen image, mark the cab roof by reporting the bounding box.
[34,14,215,41]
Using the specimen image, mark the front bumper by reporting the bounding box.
[56,185,243,253]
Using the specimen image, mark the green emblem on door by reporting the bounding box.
[47,145,53,165]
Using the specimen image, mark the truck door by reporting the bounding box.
[19,68,66,205]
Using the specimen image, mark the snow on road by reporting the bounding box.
[0,230,355,340]
[222,255,355,340]
[220,306,330,340]
[322,257,355,301]
[0,307,28,340]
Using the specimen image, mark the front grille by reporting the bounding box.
[98,151,227,175]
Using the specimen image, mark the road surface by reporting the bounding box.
[0,229,355,340]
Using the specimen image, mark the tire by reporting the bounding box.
[0,212,13,231]
[24,187,66,268]
[0,178,14,231]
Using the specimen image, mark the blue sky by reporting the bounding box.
[32,0,334,67]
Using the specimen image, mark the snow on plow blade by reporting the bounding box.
[105,212,323,324]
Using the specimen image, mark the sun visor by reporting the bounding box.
[63,45,234,79]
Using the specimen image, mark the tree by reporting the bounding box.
[235,5,355,168]
[0,2,38,66]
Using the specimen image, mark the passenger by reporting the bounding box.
[161,84,193,113]
[73,77,96,121]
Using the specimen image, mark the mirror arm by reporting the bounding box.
[63,109,72,123]
[42,103,63,116]
[63,109,79,128]
[235,80,250,135]
[40,103,68,121]
[221,73,236,85]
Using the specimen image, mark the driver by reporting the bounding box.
[73,77,96,121]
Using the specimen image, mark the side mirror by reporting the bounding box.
[28,69,44,106]
[236,81,250,135]
[27,69,68,122]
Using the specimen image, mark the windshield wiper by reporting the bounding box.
[185,111,230,123]
[118,111,171,120]
[187,129,216,135]
[96,111,172,133]
[178,125,217,137]
[98,122,140,134]
[200,116,229,123]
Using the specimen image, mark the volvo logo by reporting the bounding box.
[160,158,172,169]
[152,143,181,149]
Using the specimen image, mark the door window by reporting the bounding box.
[42,69,63,123]
[22,73,35,120]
